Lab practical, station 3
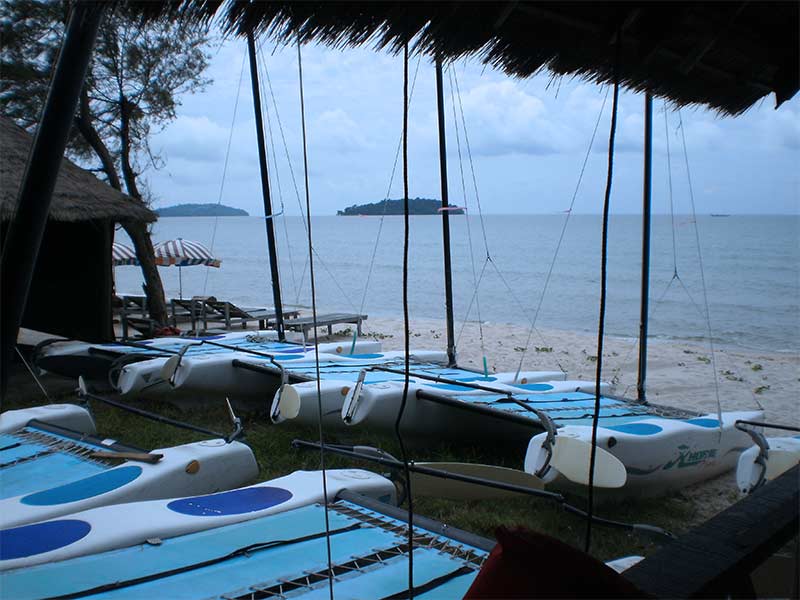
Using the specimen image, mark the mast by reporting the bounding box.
[246,31,285,341]
[0,3,106,403]
[435,57,457,367]
[637,92,653,401]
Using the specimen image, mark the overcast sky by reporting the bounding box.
[145,37,799,216]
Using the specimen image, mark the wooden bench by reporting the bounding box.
[284,313,367,344]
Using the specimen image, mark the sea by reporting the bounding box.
[115,214,799,354]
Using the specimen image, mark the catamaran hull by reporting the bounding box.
[525,410,764,496]
[35,331,276,379]
[0,439,258,529]
[0,469,395,570]
[0,405,95,435]
[337,378,610,439]
[161,342,383,399]
[736,435,800,494]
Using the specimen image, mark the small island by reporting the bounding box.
[337,198,464,216]
[156,203,249,217]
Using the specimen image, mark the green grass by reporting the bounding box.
[7,375,706,563]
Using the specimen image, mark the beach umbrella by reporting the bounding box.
[153,238,221,298]
[111,242,139,267]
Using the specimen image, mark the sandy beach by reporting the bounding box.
[347,315,798,520]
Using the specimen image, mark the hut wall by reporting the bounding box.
[2,219,114,342]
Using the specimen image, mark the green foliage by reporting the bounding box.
[337,198,464,216]
[0,0,211,198]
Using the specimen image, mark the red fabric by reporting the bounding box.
[464,527,648,599]
[154,326,181,337]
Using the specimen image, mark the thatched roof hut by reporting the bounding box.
[0,116,156,341]
[131,1,798,116]
[0,117,156,223]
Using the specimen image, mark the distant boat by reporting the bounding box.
[710,213,731,217]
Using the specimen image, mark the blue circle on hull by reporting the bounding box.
[21,466,143,506]
[0,519,91,560]
[686,418,720,428]
[167,487,293,516]
[606,423,663,436]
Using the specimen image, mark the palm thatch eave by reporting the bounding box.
[0,116,157,224]
[123,0,799,117]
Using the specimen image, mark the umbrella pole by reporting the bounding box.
[179,266,183,300]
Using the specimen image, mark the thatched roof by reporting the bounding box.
[0,116,156,223]
[128,1,798,116]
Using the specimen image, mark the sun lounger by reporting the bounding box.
[284,312,367,343]
[202,299,299,330]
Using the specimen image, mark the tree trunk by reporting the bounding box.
[113,94,168,326]
[122,219,169,325]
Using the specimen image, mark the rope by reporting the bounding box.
[586,49,621,555]
[258,43,299,304]
[448,67,487,370]
[296,38,334,599]
[677,108,723,428]
[514,87,610,380]
[15,347,51,402]
[203,47,246,296]
[396,41,415,598]
[351,54,424,353]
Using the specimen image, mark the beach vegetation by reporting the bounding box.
[0,0,211,325]
[696,355,711,364]
[750,363,763,372]
[753,385,770,395]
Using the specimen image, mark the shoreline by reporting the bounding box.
[352,315,798,430]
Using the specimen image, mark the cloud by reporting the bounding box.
[455,80,575,156]
[310,108,369,153]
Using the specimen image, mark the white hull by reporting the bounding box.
[0,439,258,529]
[336,376,607,435]
[0,469,394,570]
[0,405,96,435]
[123,340,381,399]
[736,435,800,494]
[525,410,764,496]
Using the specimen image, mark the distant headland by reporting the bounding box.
[156,203,249,217]
[337,198,464,216]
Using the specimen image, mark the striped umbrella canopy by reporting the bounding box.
[153,238,221,299]
[153,238,221,268]
[112,242,139,267]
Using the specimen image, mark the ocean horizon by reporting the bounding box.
[115,213,800,354]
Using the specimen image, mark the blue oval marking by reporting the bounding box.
[606,423,663,436]
[167,487,293,516]
[686,418,719,428]
[0,519,91,560]
[21,466,143,506]
[516,383,555,391]
[187,335,226,341]
[348,353,384,359]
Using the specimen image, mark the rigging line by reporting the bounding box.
[448,67,486,364]
[296,38,334,599]
[396,41,415,599]
[15,347,50,402]
[259,48,299,304]
[355,55,424,320]
[451,68,491,258]
[203,47,246,295]
[677,109,723,427]
[258,39,311,304]
[514,87,611,381]
[586,50,621,556]
[454,256,489,349]
[664,106,679,274]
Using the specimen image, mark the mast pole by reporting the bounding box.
[247,31,285,341]
[435,57,457,367]
[0,3,106,404]
[637,92,653,401]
